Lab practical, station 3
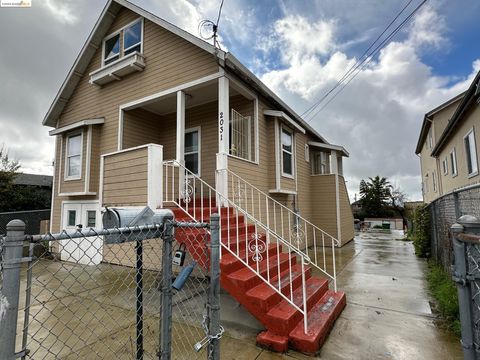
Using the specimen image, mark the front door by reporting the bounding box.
[61,202,102,265]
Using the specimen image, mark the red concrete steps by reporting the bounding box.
[220,243,281,273]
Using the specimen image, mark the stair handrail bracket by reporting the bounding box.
[217,167,339,290]
[163,160,339,333]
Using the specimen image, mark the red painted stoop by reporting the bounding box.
[172,199,346,355]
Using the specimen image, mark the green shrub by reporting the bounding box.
[373,224,383,229]
[426,263,461,336]
[413,204,430,257]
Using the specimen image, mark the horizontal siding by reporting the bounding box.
[102,147,149,206]
[338,176,355,245]
[310,175,338,238]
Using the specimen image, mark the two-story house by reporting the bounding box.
[416,70,480,203]
[43,0,352,353]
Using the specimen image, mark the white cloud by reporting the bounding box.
[257,5,476,201]
[40,0,78,25]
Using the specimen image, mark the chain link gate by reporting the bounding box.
[0,213,222,360]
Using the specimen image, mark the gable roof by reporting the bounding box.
[14,173,53,187]
[431,70,480,157]
[42,0,329,144]
[414,92,464,155]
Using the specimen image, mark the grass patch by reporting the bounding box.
[426,262,461,336]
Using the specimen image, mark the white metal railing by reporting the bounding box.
[163,160,313,332]
[218,168,339,290]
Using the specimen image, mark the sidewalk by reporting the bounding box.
[222,231,463,359]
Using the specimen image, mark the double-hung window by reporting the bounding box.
[464,128,478,177]
[281,127,294,177]
[66,133,82,180]
[102,19,143,66]
[185,128,200,175]
[442,157,448,175]
[450,148,458,176]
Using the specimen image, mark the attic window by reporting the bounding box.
[102,18,143,67]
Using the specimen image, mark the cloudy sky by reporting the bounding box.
[0,0,479,201]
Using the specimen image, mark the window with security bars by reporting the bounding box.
[230,109,252,161]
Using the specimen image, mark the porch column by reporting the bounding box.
[331,150,342,245]
[176,91,186,199]
[216,77,229,205]
[176,90,185,163]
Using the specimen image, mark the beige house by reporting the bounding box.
[416,71,480,203]
[43,0,353,352]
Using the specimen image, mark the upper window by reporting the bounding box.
[464,128,478,177]
[442,157,448,175]
[66,133,82,180]
[281,127,294,177]
[102,19,143,66]
[304,144,310,162]
[450,148,458,177]
[185,128,200,175]
[428,129,433,149]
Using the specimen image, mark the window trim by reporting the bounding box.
[450,148,458,177]
[185,126,201,176]
[101,18,144,67]
[304,144,310,163]
[64,131,83,181]
[102,32,121,66]
[280,125,294,179]
[442,157,448,175]
[464,127,479,178]
[432,171,437,193]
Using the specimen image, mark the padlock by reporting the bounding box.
[173,243,187,266]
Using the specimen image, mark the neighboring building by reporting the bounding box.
[364,218,403,231]
[14,173,53,188]
[42,0,352,353]
[416,71,480,203]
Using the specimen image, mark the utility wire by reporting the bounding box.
[301,0,415,119]
[301,0,426,121]
[305,0,428,121]
[198,0,226,50]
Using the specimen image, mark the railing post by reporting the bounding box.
[0,220,26,360]
[208,214,221,360]
[451,215,480,360]
[159,216,174,360]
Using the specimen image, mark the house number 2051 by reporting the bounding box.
[219,111,224,141]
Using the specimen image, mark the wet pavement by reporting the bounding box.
[15,231,463,359]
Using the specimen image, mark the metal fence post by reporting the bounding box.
[0,220,26,360]
[208,214,221,360]
[159,217,174,360]
[136,238,144,360]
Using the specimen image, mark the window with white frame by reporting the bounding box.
[230,109,252,161]
[103,19,143,66]
[450,148,458,176]
[304,144,310,162]
[442,157,448,175]
[432,171,437,192]
[185,128,200,175]
[66,133,82,179]
[428,129,433,149]
[311,151,329,175]
[281,127,294,177]
[464,128,478,176]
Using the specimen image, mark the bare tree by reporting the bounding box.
[390,185,408,227]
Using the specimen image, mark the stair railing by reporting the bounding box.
[218,168,339,291]
[163,159,313,332]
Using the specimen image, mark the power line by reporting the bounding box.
[302,0,427,122]
[305,0,428,121]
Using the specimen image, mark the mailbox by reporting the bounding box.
[102,207,174,243]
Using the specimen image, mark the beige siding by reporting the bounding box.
[437,104,480,193]
[50,6,219,231]
[310,175,338,238]
[102,147,149,206]
[338,176,355,244]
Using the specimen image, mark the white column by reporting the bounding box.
[147,144,163,209]
[330,150,338,175]
[331,150,342,245]
[176,90,185,163]
[216,77,230,205]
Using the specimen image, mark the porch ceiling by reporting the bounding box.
[141,82,240,116]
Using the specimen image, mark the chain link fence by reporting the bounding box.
[0,213,221,360]
[429,184,480,273]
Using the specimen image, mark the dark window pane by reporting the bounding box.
[87,211,96,228]
[124,21,141,50]
[185,153,199,174]
[465,136,472,174]
[68,210,76,227]
[105,34,120,61]
[124,44,141,56]
[185,131,198,153]
[283,152,292,175]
